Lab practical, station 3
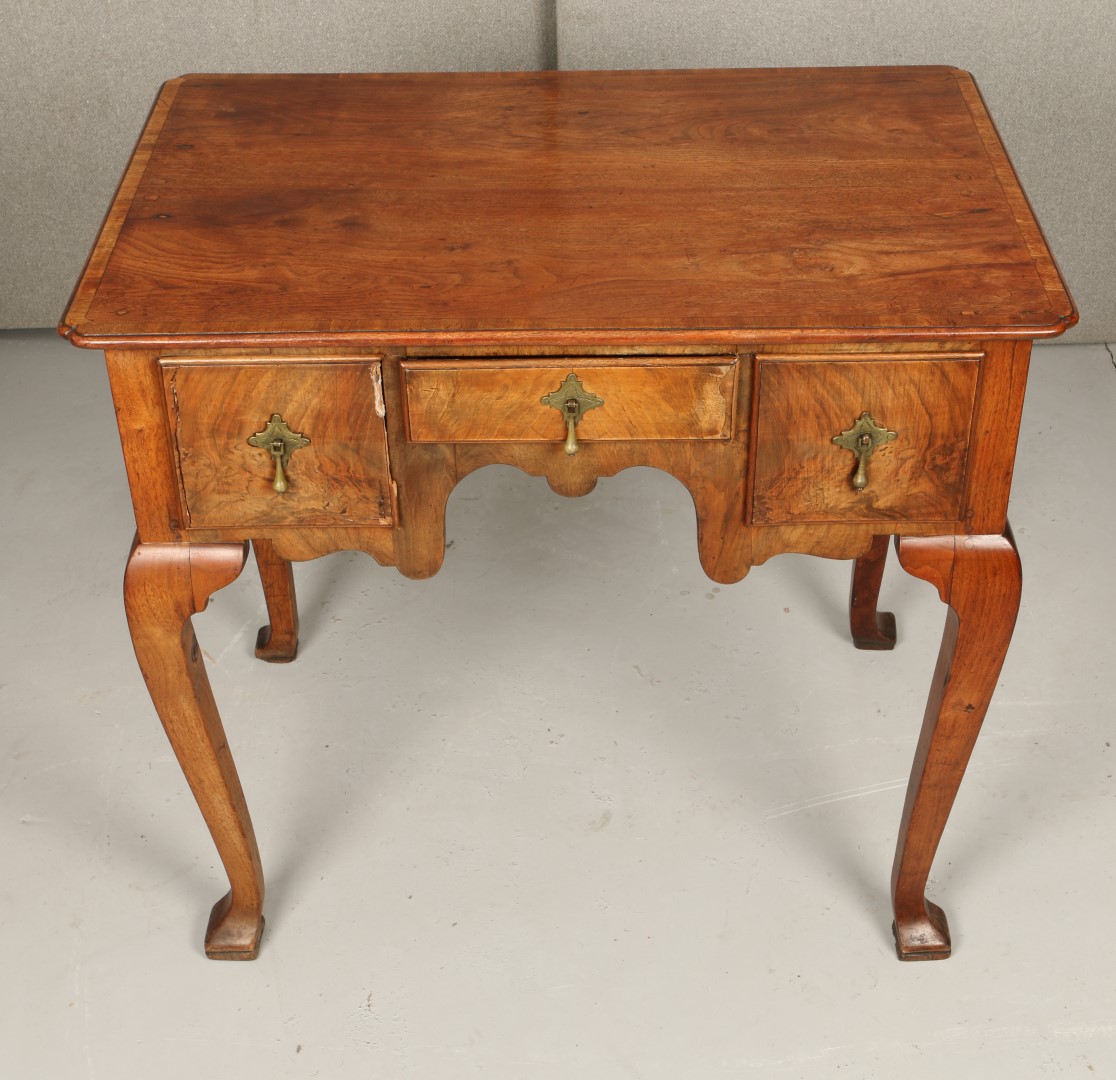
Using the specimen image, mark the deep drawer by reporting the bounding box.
[750,354,980,525]
[162,360,393,528]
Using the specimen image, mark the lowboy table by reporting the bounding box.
[61,68,1076,961]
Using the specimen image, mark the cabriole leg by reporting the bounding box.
[253,539,299,662]
[891,529,1021,960]
[849,534,896,650]
[123,538,265,960]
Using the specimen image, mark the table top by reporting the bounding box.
[61,67,1076,350]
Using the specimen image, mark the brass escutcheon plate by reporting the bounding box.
[248,413,310,493]
[833,412,897,491]
[541,372,604,455]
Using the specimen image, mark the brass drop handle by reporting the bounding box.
[248,414,310,494]
[562,398,580,455]
[268,439,289,493]
[541,372,604,456]
[833,412,897,492]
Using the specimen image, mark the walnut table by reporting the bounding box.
[61,68,1076,960]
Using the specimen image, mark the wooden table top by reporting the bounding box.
[61,67,1076,349]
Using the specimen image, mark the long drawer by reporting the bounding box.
[401,356,738,444]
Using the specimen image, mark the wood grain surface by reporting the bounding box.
[61,68,1076,349]
[402,357,736,443]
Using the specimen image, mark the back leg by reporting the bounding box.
[850,534,896,650]
[253,539,299,662]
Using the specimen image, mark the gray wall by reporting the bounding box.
[4,1,1111,341]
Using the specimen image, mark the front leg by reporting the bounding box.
[124,539,265,959]
[891,529,1021,960]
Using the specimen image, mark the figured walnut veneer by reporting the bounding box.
[163,361,393,529]
[402,357,737,444]
[751,355,980,524]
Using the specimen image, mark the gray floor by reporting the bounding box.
[2,329,1114,1077]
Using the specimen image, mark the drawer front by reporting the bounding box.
[401,357,737,443]
[163,361,393,528]
[751,355,979,525]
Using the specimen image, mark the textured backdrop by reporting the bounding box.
[3,0,1110,341]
